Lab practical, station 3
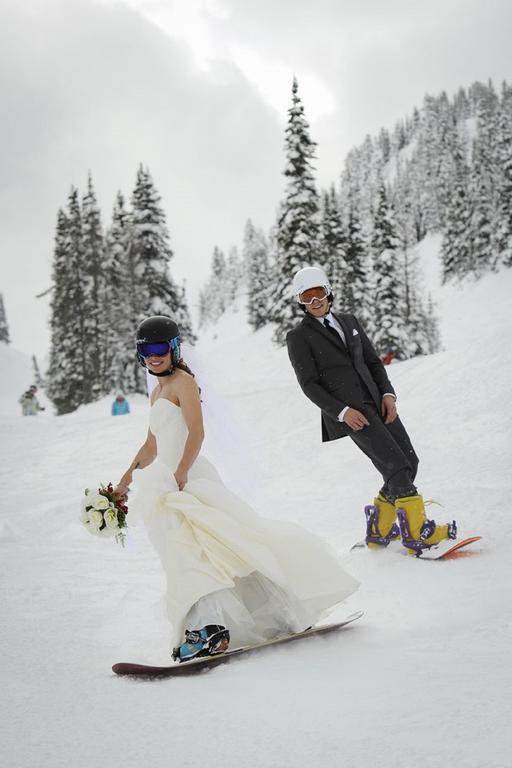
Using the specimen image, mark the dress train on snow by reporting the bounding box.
[130,398,359,649]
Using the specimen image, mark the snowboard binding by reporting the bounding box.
[172,624,230,664]
[396,509,457,556]
[364,504,400,547]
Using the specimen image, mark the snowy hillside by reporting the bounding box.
[1,264,512,768]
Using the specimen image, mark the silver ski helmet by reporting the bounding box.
[136,316,181,372]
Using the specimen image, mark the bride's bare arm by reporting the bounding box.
[174,376,204,490]
[115,428,157,496]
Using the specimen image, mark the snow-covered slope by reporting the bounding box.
[1,265,512,768]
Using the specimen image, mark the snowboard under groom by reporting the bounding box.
[285,266,456,555]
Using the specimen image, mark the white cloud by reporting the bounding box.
[228,44,337,123]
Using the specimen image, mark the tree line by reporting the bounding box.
[43,77,511,414]
[200,78,512,357]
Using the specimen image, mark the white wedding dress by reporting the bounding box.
[130,397,359,650]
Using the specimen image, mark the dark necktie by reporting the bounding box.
[324,317,344,344]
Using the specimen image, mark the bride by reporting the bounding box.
[115,316,359,663]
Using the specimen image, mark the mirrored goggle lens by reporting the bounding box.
[137,341,171,358]
[300,287,328,304]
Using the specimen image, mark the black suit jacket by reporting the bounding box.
[286,311,395,441]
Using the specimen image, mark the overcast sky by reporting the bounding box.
[1,0,512,357]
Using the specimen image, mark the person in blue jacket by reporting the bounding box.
[111,394,130,416]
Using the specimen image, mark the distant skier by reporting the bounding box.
[286,266,456,555]
[19,385,45,416]
[111,394,130,416]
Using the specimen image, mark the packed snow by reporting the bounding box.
[1,256,512,768]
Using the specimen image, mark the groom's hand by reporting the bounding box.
[344,408,370,431]
[381,395,398,424]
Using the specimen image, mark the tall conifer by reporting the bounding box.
[129,165,195,348]
[272,78,320,344]
[371,184,410,358]
[82,172,105,399]
[244,220,271,330]
[46,203,87,414]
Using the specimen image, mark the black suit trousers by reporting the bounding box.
[348,402,419,502]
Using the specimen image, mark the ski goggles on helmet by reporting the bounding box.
[136,337,181,359]
[299,286,329,305]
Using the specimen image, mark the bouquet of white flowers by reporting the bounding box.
[80,483,128,546]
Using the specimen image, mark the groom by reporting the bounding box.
[285,266,455,554]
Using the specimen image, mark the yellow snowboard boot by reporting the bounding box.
[365,494,400,548]
[395,495,457,555]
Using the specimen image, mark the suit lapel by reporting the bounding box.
[303,313,349,353]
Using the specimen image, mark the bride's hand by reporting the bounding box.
[114,483,130,502]
[174,469,188,491]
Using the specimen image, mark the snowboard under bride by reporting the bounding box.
[115,316,358,663]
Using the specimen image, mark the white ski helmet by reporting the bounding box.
[292,266,332,302]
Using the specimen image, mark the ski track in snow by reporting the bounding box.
[1,259,512,768]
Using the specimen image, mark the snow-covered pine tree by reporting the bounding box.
[468,83,498,277]
[129,165,195,350]
[32,355,44,388]
[81,172,105,400]
[46,202,87,414]
[198,289,209,329]
[226,246,244,305]
[371,183,410,359]
[318,186,348,309]
[338,79,512,293]
[339,197,372,330]
[440,117,473,282]
[415,94,444,233]
[272,77,320,344]
[207,245,228,323]
[102,191,139,393]
[358,135,379,240]
[494,82,512,268]
[424,293,442,354]
[377,128,391,164]
[211,245,226,282]
[244,219,271,331]
[0,293,10,343]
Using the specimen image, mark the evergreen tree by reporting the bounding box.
[46,201,87,414]
[226,246,244,305]
[198,289,209,329]
[129,165,195,348]
[468,86,497,276]
[272,77,320,344]
[318,186,349,308]
[198,246,228,328]
[343,204,370,325]
[81,172,105,400]
[494,83,512,267]
[371,183,410,359]
[0,293,10,343]
[244,220,270,330]
[441,122,473,282]
[424,294,442,354]
[416,94,443,232]
[377,127,391,164]
[103,192,138,393]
